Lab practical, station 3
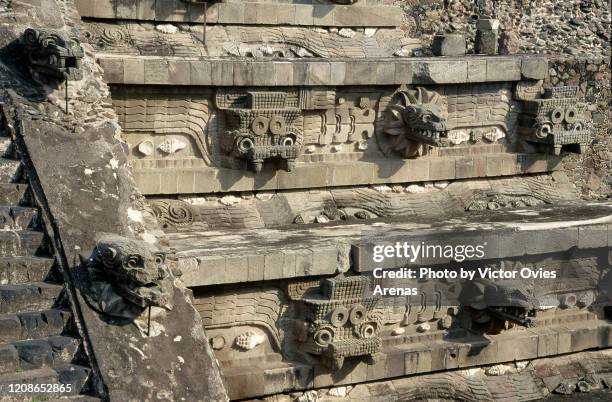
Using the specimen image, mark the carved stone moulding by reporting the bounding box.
[516,85,591,155]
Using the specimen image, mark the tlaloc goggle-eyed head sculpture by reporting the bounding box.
[86,234,175,319]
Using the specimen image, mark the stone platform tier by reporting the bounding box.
[99,55,547,87]
[222,317,612,400]
[174,201,611,400]
[170,201,611,287]
[76,0,402,27]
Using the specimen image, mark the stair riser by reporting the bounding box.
[0,161,21,183]
[0,286,61,314]
[0,310,71,343]
[0,184,28,206]
[0,209,38,231]
[0,140,14,158]
[0,366,90,398]
[0,232,44,257]
[0,338,80,375]
[0,258,54,285]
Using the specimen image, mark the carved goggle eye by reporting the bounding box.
[154,254,165,265]
[126,255,143,269]
[101,247,117,262]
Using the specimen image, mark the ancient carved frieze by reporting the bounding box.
[517,85,591,155]
[381,84,516,158]
[83,234,175,319]
[82,22,410,59]
[21,28,84,80]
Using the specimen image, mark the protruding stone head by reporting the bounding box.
[86,234,175,318]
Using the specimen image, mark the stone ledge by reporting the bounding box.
[169,202,612,287]
[76,0,401,27]
[99,55,548,86]
[132,153,561,195]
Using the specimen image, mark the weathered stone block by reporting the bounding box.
[263,252,284,280]
[376,62,396,85]
[99,58,124,83]
[394,61,412,84]
[218,3,244,24]
[190,60,211,85]
[294,248,313,277]
[168,60,190,85]
[475,29,498,55]
[211,61,233,86]
[307,62,331,85]
[233,61,252,86]
[276,5,295,25]
[274,62,294,86]
[345,61,376,85]
[486,58,521,81]
[247,254,265,282]
[225,256,249,283]
[578,225,608,249]
[256,4,277,25]
[429,158,456,181]
[313,5,335,26]
[521,57,548,80]
[294,5,314,26]
[144,59,169,85]
[197,255,226,286]
[467,59,487,82]
[123,58,144,84]
[330,61,346,85]
[413,60,468,84]
[432,33,466,56]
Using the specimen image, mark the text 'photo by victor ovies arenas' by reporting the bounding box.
[0,0,609,401]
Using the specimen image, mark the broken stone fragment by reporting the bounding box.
[475,19,500,55]
[432,33,466,56]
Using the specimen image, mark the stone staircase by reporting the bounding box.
[0,134,98,400]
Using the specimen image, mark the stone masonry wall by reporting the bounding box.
[395,0,611,199]
[547,56,611,199]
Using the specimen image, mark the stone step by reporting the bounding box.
[0,364,91,398]
[0,335,81,375]
[0,158,22,183]
[0,230,45,256]
[0,309,71,344]
[0,183,29,206]
[0,137,14,158]
[50,397,101,402]
[0,206,39,231]
[0,256,55,285]
[0,282,62,314]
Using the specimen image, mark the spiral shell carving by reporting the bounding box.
[150,200,195,228]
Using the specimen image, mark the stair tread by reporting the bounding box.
[0,364,91,398]
[0,158,22,183]
[0,206,38,231]
[0,335,81,374]
[0,183,28,207]
[0,230,45,257]
[0,256,55,285]
[0,308,71,343]
[0,282,63,314]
